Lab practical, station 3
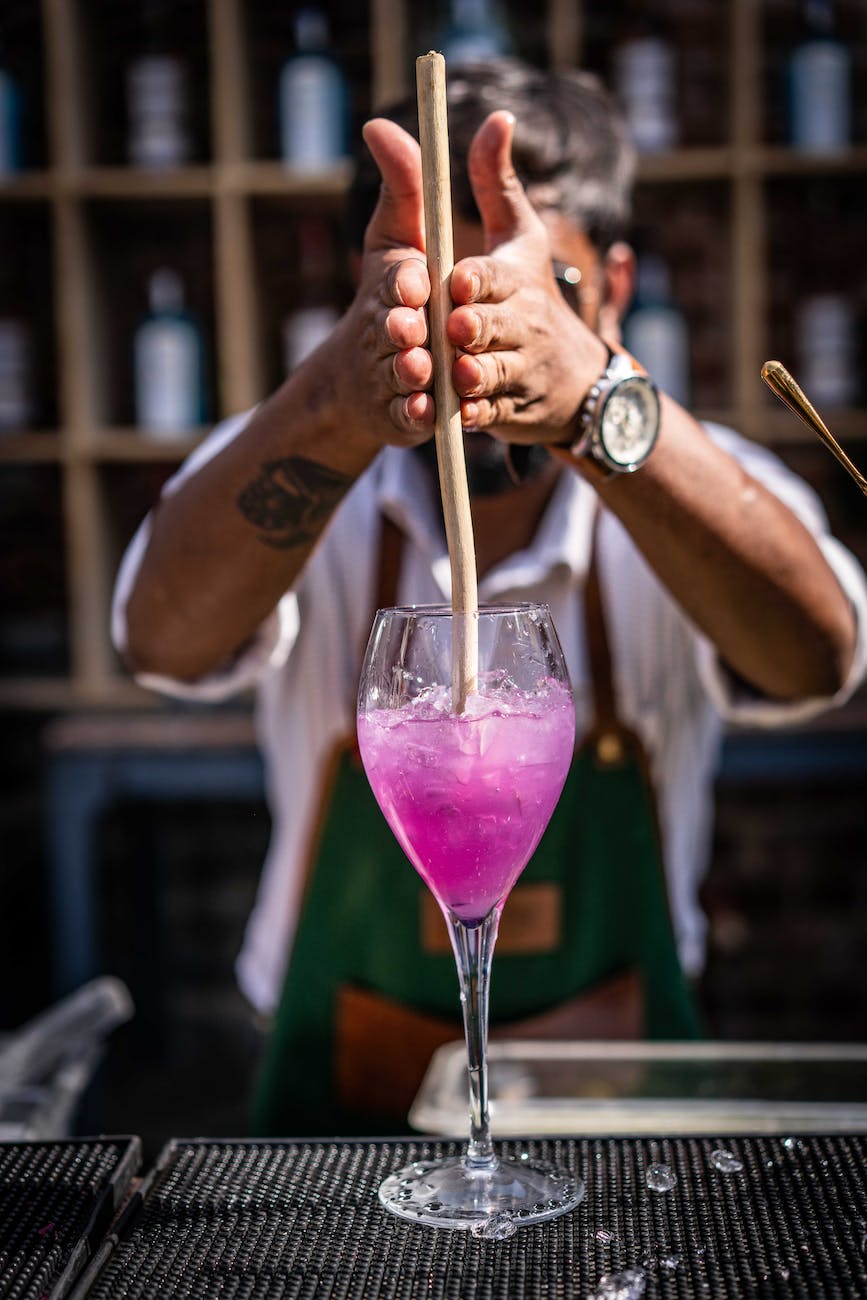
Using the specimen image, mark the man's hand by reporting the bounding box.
[329,118,436,450]
[448,111,608,444]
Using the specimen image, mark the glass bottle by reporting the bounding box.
[133,269,204,436]
[0,318,32,431]
[623,254,690,408]
[0,33,21,176]
[612,18,678,154]
[436,0,513,65]
[279,7,348,170]
[126,0,191,168]
[796,294,857,408]
[282,219,340,372]
[788,0,851,152]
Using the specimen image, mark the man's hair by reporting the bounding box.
[347,58,635,255]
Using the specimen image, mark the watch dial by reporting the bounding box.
[599,377,660,467]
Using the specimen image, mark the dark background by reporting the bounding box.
[1,0,866,1160]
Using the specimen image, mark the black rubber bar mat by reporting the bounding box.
[0,1136,142,1300]
[75,1135,866,1298]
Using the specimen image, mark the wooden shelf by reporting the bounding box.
[82,429,208,461]
[68,166,216,199]
[0,171,57,200]
[0,0,865,710]
[0,433,64,462]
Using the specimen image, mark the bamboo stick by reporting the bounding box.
[416,51,479,711]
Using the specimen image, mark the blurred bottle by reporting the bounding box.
[0,318,32,431]
[435,0,513,65]
[126,0,191,168]
[796,293,857,408]
[788,0,851,152]
[279,7,348,170]
[283,220,340,372]
[0,37,22,176]
[612,20,678,154]
[133,268,204,435]
[623,254,690,407]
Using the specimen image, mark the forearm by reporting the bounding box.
[124,359,380,683]
[583,397,856,700]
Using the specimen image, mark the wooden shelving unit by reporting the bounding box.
[0,0,865,709]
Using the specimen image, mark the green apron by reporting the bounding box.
[251,516,700,1136]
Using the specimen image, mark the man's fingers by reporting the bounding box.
[378,304,428,352]
[453,349,523,401]
[450,256,519,307]
[391,346,433,394]
[381,258,430,311]
[448,301,525,351]
[363,119,426,254]
[467,110,539,249]
[459,394,522,433]
[389,392,435,439]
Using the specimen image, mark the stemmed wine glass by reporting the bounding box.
[356,602,585,1231]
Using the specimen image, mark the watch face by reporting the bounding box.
[598,376,660,469]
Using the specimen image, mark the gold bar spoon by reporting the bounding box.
[761,359,867,498]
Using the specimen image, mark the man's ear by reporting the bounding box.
[598,241,636,347]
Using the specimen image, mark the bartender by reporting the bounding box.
[112,60,867,1135]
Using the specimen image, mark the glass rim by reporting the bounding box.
[373,602,552,618]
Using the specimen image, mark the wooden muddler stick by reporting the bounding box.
[416,51,479,713]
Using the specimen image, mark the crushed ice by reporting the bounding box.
[590,1268,646,1299]
[645,1163,677,1192]
[710,1148,743,1174]
[471,1212,517,1240]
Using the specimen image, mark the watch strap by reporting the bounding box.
[552,343,654,472]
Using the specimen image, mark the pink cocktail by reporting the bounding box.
[357,682,574,923]
[357,603,585,1232]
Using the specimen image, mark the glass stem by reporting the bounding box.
[446,907,501,1168]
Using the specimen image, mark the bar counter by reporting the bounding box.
[2,1127,865,1298]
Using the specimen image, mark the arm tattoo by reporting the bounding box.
[236,456,354,550]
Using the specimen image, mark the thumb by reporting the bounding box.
[362,118,426,254]
[467,110,539,249]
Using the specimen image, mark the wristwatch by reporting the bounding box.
[559,348,661,475]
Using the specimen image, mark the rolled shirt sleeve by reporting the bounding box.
[110,410,302,701]
[694,424,867,726]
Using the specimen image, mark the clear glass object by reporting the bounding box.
[356,602,585,1230]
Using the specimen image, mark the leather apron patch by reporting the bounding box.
[421,883,562,956]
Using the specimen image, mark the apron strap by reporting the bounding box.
[583,514,629,766]
[353,515,405,709]
[376,515,405,611]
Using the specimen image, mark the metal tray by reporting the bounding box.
[410,1040,867,1137]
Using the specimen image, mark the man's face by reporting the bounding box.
[415,210,605,498]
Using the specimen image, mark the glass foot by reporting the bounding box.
[379,1153,585,1231]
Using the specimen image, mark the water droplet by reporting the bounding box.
[471,1212,517,1240]
[519,1151,530,1162]
[782,1137,797,1150]
[591,1267,647,1300]
[646,1163,677,1192]
[660,1253,681,1271]
[694,1243,707,1257]
[595,1228,617,1244]
[710,1148,743,1173]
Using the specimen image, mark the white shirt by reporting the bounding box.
[112,416,867,1014]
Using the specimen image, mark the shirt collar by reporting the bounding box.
[375,445,598,596]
